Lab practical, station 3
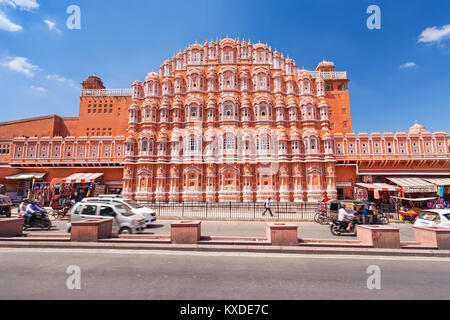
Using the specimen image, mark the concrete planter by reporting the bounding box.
[0,218,23,237]
[356,225,400,248]
[171,220,201,244]
[71,219,113,242]
[413,226,450,250]
[266,223,299,246]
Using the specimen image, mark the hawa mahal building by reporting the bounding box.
[1,37,449,202]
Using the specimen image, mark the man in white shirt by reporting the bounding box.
[262,197,273,217]
[338,204,355,231]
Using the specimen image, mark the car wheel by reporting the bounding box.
[119,227,131,234]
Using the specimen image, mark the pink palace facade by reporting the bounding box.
[4,37,450,202]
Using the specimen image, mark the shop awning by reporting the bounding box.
[422,178,450,186]
[62,173,104,184]
[386,177,437,193]
[355,183,402,192]
[5,172,46,180]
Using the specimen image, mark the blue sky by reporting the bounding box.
[0,0,449,133]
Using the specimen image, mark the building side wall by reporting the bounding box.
[78,96,131,137]
[0,116,59,138]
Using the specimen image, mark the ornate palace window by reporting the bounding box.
[223,134,235,150]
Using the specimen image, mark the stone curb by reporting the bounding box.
[0,240,449,258]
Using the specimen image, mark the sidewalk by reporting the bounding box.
[0,235,448,257]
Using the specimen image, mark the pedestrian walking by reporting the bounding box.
[262,197,273,216]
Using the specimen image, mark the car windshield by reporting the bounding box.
[115,204,134,216]
[122,200,143,209]
[419,211,440,221]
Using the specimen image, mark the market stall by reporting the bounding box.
[390,196,438,223]
[52,173,105,202]
[5,172,47,201]
[354,182,401,214]
[422,178,450,206]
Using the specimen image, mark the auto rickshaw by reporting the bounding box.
[328,200,389,225]
[0,195,12,217]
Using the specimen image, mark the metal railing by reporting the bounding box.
[309,71,347,79]
[81,89,132,97]
[138,201,320,220]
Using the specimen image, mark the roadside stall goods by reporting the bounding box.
[390,196,438,223]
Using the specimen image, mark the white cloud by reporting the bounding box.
[47,74,78,89]
[399,62,417,69]
[0,56,39,76]
[418,24,450,43]
[44,19,61,34]
[31,85,46,94]
[0,0,39,11]
[0,10,21,31]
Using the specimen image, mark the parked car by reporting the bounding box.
[66,202,146,234]
[81,196,156,227]
[414,209,450,228]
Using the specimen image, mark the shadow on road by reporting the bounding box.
[147,224,164,229]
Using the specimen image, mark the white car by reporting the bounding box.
[81,196,156,227]
[414,209,450,228]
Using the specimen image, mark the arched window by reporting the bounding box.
[310,138,316,151]
[189,136,197,151]
[224,105,233,116]
[223,134,235,150]
[260,106,267,116]
[259,135,270,150]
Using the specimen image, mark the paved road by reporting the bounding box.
[18,218,416,241]
[0,248,449,300]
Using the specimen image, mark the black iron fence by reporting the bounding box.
[137,201,400,221]
[138,201,321,220]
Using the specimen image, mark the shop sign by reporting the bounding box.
[336,182,352,187]
[94,185,106,196]
[6,185,17,192]
[403,186,437,193]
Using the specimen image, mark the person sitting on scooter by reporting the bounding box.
[24,199,46,227]
[338,204,356,231]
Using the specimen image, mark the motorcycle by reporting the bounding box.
[22,211,52,231]
[330,217,359,236]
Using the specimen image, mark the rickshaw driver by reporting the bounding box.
[338,204,356,231]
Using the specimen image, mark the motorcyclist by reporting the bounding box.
[24,199,46,227]
[338,204,356,231]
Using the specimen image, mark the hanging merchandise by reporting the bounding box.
[374,189,380,200]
